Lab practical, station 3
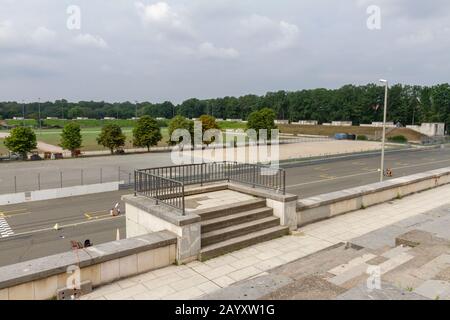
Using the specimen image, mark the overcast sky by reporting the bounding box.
[1,0,449,103]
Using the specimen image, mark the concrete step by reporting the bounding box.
[201,216,281,247]
[199,225,289,261]
[201,207,274,234]
[197,198,266,221]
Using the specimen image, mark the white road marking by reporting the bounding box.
[287,158,450,189]
[0,217,14,238]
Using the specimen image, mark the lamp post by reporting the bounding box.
[134,101,138,120]
[38,97,42,133]
[379,79,388,182]
[22,100,25,126]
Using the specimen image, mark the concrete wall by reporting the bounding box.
[124,195,201,264]
[406,123,446,137]
[0,182,120,205]
[0,232,176,300]
[297,167,450,227]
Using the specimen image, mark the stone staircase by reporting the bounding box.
[198,198,289,261]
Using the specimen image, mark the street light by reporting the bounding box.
[379,79,388,182]
[134,100,138,120]
[22,100,25,126]
[38,98,42,133]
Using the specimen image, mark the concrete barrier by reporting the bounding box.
[297,167,450,227]
[0,231,176,300]
[0,181,120,205]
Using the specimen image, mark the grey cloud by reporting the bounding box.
[0,1,449,103]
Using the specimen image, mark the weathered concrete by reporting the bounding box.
[124,195,201,263]
[297,166,450,227]
[0,231,176,300]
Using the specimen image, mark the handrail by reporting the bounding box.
[135,162,286,215]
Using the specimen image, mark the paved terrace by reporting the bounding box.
[81,184,450,300]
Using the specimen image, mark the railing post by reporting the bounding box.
[201,163,204,186]
[283,170,286,195]
[182,184,185,216]
[38,173,41,191]
[134,170,137,196]
[252,165,256,188]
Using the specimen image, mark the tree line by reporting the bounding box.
[3,110,276,158]
[1,83,449,127]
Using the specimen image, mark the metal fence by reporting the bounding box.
[135,161,286,215]
[1,167,135,194]
[135,171,185,213]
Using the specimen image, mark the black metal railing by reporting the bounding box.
[135,170,185,213]
[135,162,286,215]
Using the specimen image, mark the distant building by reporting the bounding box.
[46,117,59,120]
[76,117,89,120]
[226,119,243,122]
[12,117,24,120]
[331,121,352,126]
[155,117,166,121]
[360,122,395,128]
[296,120,318,126]
[103,117,116,120]
[274,120,289,125]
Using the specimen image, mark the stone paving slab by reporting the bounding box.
[336,282,428,300]
[81,183,450,300]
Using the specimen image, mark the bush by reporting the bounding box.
[357,135,368,141]
[388,135,408,143]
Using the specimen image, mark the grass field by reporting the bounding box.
[33,127,170,151]
[218,121,247,130]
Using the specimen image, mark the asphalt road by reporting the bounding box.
[1,146,450,266]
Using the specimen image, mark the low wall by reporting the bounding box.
[0,181,120,205]
[124,195,201,264]
[0,231,176,300]
[297,167,450,227]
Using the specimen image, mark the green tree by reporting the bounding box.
[132,116,162,151]
[4,127,37,158]
[60,122,82,156]
[96,124,126,154]
[198,114,219,145]
[246,108,277,139]
[167,115,194,146]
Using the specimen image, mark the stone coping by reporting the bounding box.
[185,181,297,203]
[227,183,297,202]
[122,194,201,226]
[0,231,176,290]
[125,183,298,228]
[297,166,450,210]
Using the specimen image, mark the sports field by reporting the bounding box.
[34,128,170,151]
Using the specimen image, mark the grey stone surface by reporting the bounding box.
[200,274,292,300]
[122,194,201,226]
[178,222,201,262]
[335,282,428,300]
[413,280,450,300]
[297,166,450,210]
[0,231,176,289]
[228,183,298,202]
